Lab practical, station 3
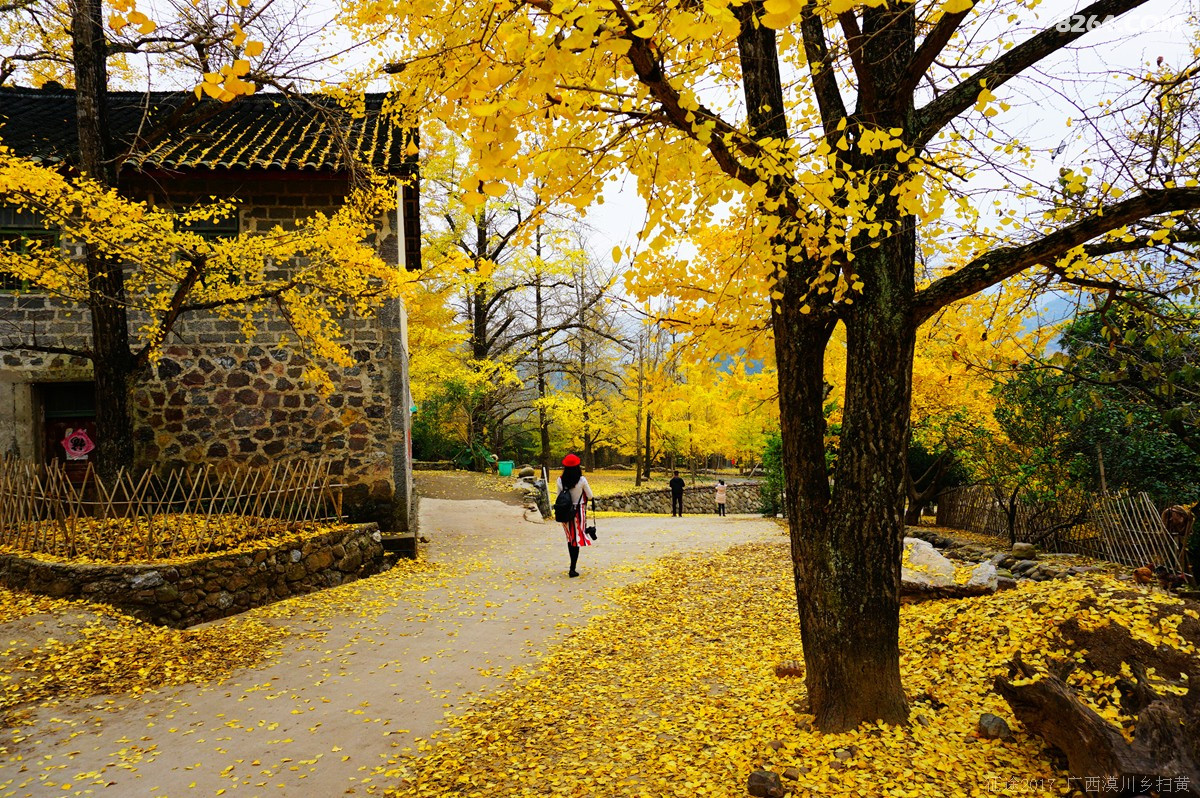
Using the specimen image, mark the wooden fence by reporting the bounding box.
[936,485,1184,570]
[0,458,344,562]
[935,485,1088,545]
[936,485,1011,539]
[1086,492,1183,571]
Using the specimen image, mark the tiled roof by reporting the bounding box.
[0,87,414,175]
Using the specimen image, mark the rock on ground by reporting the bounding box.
[978,712,1014,740]
[903,537,957,588]
[748,769,785,797]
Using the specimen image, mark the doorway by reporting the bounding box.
[39,381,97,478]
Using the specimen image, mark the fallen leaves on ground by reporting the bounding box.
[1,515,354,564]
[0,549,445,726]
[385,541,1198,797]
[0,589,289,722]
[0,550,445,796]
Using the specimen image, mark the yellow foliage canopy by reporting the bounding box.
[0,146,413,390]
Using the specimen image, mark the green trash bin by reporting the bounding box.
[498,460,514,477]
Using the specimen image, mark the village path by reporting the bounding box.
[1,474,784,798]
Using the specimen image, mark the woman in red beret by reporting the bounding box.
[555,453,594,577]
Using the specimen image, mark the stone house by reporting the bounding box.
[0,86,420,534]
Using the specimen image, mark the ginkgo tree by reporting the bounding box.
[1,0,385,477]
[356,0,1200,730]
[414,125,620,467]
[0,147,409,380]
[1,0,273,475]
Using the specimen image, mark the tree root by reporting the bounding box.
[995,655,1199,797]
[900,581,992,603]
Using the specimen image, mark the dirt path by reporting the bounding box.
[0,477,783,797]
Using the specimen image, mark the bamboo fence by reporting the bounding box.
[1084,492,1182,571]
[936,485,1010,538]
[936,485,1183,570]
[934,484,1085,544]
[0,457,344,562]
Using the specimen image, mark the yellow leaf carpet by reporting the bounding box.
[386,542,1198,798]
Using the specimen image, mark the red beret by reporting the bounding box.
[561,453,581,467]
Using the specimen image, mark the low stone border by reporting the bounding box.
[0,522,386,628]
[592,483,762,515]
[907,527,1105,587]
[413,461,455,471]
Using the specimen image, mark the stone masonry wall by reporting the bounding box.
[592,483,762,515]
[0,522,386,628]
[134,343,395,518]
[0,170,412,530]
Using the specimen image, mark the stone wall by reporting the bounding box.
[413,460,455,471]
[592,483,762,515]
[134,343,396,519]
[0,169,413,531]
[0,522,386,628]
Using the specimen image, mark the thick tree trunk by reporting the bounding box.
[86,271,136,479]
[740,0,914,730]
[466,229,493,472]
[777,274,916,730]
[818,276,915,730]
[72,0,136,480]
[743,0,919,729]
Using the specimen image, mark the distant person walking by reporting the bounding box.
[555,453,594,578]
[669,471,685,517]
[715,480,727,517]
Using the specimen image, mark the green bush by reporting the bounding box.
[760,431,785,517]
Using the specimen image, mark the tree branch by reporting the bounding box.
[521,0,766,193]
[0,341,92,358]
[133,254,206,369]
[178,285,293,313]
[913,187,1200,322]
[903,3,976,97]
[799,6,849,136]
[914,0,1159,147]
[838,12,876,113]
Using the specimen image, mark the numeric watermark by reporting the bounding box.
[1054,13,1170,34]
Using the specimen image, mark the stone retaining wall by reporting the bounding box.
[413,461,456,471]
[592,483,762,515]
[0,522,386,628]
